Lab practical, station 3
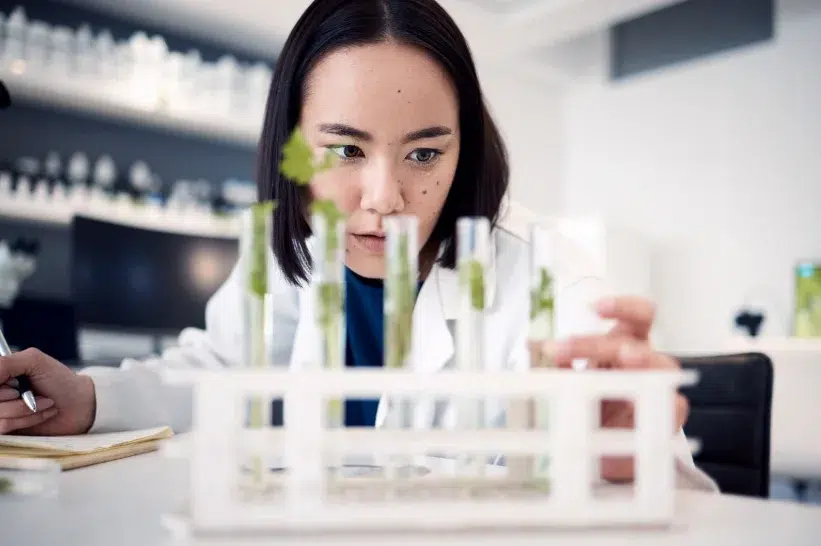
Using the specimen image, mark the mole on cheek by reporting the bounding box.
[422,190,428,195]
[436,181,440,186]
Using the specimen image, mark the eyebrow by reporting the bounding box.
[317,123,453,144]
[318,123,372,141]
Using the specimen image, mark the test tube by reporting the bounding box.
[383,215,419,481]
[528,225,557,368]
[527,223,558,486]
[312,211,346,428]
[456,217,490,479]
[384,215,418,373]
[239,202,275,486]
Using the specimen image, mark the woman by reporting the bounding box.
[0,0,715,490]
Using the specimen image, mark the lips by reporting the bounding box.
[352,233,386,254]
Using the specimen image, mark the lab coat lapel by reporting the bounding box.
[414,232,499,375]
[404,234,499,430]
[288,281,319,371]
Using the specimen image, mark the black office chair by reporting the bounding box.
[677,352,773,498]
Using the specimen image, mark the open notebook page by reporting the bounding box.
[0,426,173,454]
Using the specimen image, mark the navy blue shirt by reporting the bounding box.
[343,267,423,427]
[344,268,384,427]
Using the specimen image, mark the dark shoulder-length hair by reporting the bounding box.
[257,0,509,286]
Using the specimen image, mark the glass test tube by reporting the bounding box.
[527,223,558,486]
[239,202,275,487]
[383,215,419,480]
[456,217,490,478]
[312,212,346,429]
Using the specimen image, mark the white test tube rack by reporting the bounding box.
[161,365,698,537]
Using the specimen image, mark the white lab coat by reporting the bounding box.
[80,205,718,492]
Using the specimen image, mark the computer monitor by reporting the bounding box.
[71,216,239,335]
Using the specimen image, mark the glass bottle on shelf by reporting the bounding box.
[3,8,26,69]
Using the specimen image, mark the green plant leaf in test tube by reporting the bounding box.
[386,232,415,369]
[248,201,276,298]
[459,259,486,311]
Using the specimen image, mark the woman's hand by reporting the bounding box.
[549,296,689,482]
[0,348,97,436]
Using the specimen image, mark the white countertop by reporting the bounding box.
[2,449,821,546]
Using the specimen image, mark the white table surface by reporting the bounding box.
[3,449,821,546]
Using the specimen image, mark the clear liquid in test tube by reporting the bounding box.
[507,223,558,487]
[239,202,275,490]
[456,217,490,478]
[527,223,558,487]
[312,211,346,428]
[383,215,419,481]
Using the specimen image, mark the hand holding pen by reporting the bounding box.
[0,329,37,412]
[0,330,97,435]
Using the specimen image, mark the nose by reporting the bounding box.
[359,160,404,215]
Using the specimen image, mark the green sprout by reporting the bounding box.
[0,477,12,494]
[529,267,555,485]
[242,200,278,486]
[385,233,415,369]
[530,267,554,320]
[248,200,277,298]
[280,128,336,186]
[459,259,486,311]
[280,128,347,427]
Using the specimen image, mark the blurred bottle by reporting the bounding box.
[74,24,95,78]
[26,20,50,69]
[49,25,73,77]
[2,7,26,69]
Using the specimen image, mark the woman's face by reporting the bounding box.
[301,41,460,279]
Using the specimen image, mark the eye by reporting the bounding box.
[407,148,440,164]
[328,145,363,159]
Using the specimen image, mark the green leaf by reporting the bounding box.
[248,200,277,298]
[280,128,315,185]
[460,259,486,311]
[279,128,337,185]
[386,233,416,369]
[530,267,554,320]
[0,477,11,494]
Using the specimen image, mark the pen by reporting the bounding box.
[0,327,37,413]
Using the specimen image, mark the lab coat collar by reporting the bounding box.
[298,232,499,378]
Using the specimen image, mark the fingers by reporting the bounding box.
[0,397,55,419]
[0,347,43,383]
[0,408,59,435]
[550,335,679,371]
[595,296,656,339]
[0,386,19,402]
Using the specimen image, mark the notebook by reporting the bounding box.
[0,426,173,470]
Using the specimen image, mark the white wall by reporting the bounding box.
[557,0,821,353]
[478,61,565,216]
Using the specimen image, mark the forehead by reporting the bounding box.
[302,42,459,137]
